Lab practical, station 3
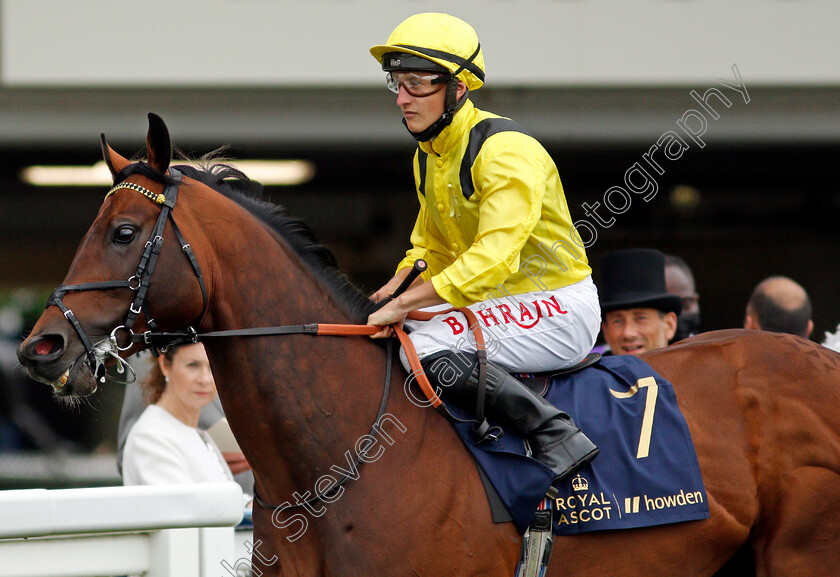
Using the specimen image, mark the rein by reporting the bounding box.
[135,320,443,409]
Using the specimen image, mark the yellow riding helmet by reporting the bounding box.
[370,13,485,91]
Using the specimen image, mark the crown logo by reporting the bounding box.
[571,474,588,492]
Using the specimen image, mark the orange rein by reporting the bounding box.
[315,307,485,409]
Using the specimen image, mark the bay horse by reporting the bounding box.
[17,114,840,576]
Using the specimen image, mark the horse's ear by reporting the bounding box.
[100,134,130,177]
[146,112,171,174]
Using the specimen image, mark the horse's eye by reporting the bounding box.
[113,225,137,244]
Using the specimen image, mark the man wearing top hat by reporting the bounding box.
[598,249,682,356]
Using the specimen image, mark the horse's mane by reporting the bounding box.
[117,159,378,323]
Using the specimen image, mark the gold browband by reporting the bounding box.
[105,182,166,205]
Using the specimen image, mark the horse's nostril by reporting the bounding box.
[32,335,63,358]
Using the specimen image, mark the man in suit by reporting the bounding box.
[598,249,682,356]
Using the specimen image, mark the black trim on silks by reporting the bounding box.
[417,150,428,196]
[415,117,532,200]
[459,118,531,199]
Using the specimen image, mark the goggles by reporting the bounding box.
[386,71,446,97]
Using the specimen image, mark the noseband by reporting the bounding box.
[46,165,207,385]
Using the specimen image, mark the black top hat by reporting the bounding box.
[598,249,682,315]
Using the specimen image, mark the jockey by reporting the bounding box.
[367,12,600,482]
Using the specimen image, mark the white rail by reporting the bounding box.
[0,482,246,577]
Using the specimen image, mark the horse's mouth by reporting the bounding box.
[48,357,98,397]
[19,336,101,398]
[51,366,72,392]
[56,351,103,397]
[21,326,137,398]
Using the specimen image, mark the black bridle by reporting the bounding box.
[46,165,207,386]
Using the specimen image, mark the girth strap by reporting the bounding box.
[142,306,496,511]
[247,311,502,513]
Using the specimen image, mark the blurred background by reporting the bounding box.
[0,0,838,487]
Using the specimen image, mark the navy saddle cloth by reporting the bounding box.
[447,355,710,535]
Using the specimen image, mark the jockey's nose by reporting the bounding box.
[396,85,414,105]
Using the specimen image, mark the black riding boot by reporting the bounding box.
[420,351,599,481]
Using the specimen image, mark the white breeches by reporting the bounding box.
[400,276,601,373]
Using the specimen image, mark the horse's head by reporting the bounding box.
[18,113,209,397]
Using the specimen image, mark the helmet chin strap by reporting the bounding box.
[404,82,469,142]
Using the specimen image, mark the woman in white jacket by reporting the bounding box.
[122,342,234,485]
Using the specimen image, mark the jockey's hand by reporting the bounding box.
[367,300,407,339]
[370,286,394,304]
[368,280,447,339]
[370,268,413,303]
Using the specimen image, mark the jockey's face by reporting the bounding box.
[395,76,466,134]
[395,76,446,133]
[602,308,677,356]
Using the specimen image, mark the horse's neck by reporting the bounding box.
[205,217,354,329]
[198,211,393,498]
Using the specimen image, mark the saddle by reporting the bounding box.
[515,352,602,397]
